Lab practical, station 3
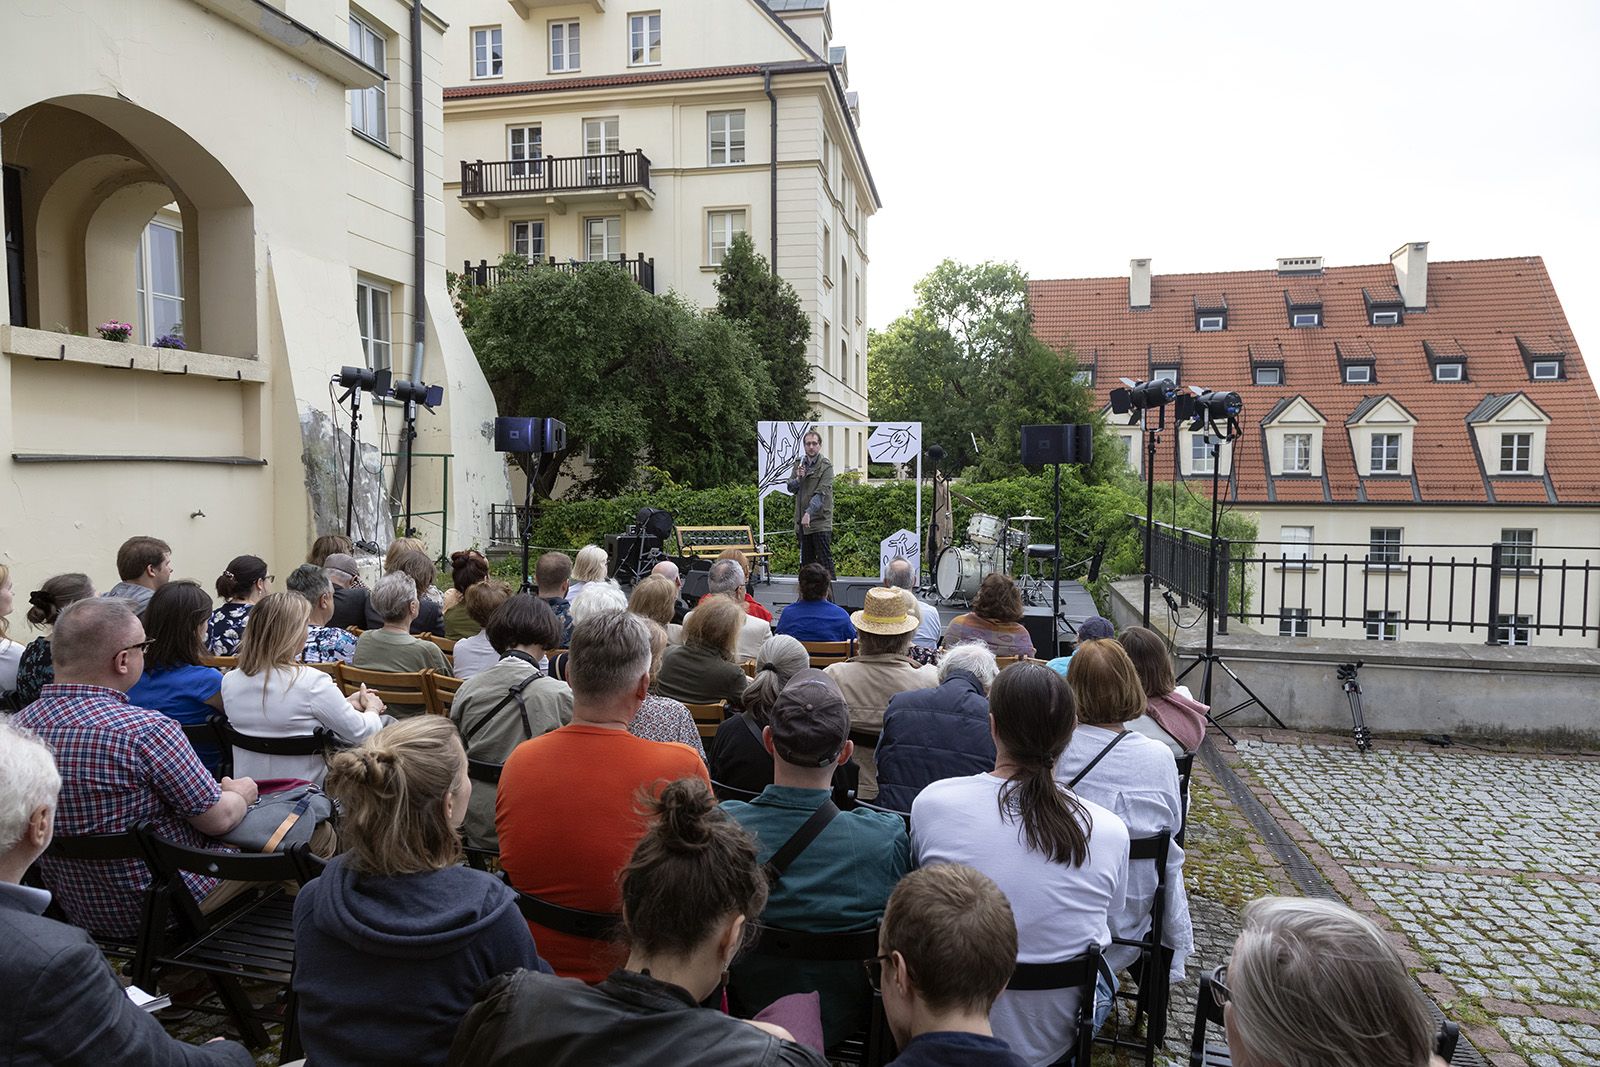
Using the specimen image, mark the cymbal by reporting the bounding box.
[1008,515,1046,523]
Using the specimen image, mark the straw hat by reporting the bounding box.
[851,587,919,636]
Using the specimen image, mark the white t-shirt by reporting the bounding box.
[0,637,23,696]
[220,666,385,784]
[1056,725,1193,981]
[912,772,1129,1066]
[451,630,500,680]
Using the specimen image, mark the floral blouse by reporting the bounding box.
[629,694,708,764]
[206,602,253,656]
[302,625,357,664]
[12,637,55,707]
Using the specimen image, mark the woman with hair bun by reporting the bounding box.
[293,717,551,1067]
[442,549,491,640]
[12,573,95,706]
[450,777,827,1066]
[206,554,271,655]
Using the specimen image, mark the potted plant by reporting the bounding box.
[153,334,186,350]
[97,320,133,342]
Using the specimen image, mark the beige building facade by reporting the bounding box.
[441,0,878,471]
[0,0,507,600]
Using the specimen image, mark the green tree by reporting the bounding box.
[714,232,813,419]
[464,258,771,497]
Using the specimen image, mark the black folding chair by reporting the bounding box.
[511,887,621,942]
[463,846,500,872]
[211,714,338,770]
[1175,751,1195,847]
[181,720,231,779]
[1096,832,1173,1066]
[1008,943,1105,1067]
[466,757,504,785]
[748,924,894,1067]
[40,830,161,976]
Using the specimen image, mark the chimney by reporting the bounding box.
[1129,258,1152,310]
[1391,241,1429,310]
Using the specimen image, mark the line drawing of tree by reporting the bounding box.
[758,420,811,497]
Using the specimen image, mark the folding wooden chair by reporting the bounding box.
[428,670,462,716]
[994,655,1022,669]
[802,639,855,669]
[711,779,761,803]
[200,654,238,671]
[301,661,342,681]
[340,664,434,716]
[685,700,729,740]
[424,633,457,656]
[1009,943,1105,1067]
[740,659,757,678]
[747,924,894,1066]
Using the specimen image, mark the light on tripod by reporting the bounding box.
[335,366,392,396]
[1109,378,1179,425]
[391,378,444,412]
[1184,387,1244,437]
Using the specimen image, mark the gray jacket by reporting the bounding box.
[786,456,834,534]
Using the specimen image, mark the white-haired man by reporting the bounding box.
[873,642,1000,811]
[649,559,693,624]
[0,724,252,1064]
[883,556,942,652]
[683,559,771,662]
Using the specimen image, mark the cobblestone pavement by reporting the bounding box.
[1232,736,1600,1067]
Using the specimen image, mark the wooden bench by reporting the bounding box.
[675,525,770,579]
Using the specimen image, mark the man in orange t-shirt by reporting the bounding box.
[496,610,708,982]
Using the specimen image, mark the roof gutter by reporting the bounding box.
[764,68,779,273]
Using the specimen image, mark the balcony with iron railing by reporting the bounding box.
[458,152,654,218]
[460,254,655,294]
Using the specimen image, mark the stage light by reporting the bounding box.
[391,378,444,412]
[1184,386,1244,439]
[335,366,392,396]
[1109,378,1179,424]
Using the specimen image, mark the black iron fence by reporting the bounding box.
[489,504,531,548]
[460,254,655,294]
[1134,516,1600,643]
[460,151,652,197]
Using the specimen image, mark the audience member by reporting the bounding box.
[222,592,387,783]
[324,552,369,630]
[875,642,999,812]
[293,718,551,1067]
[655,595,750,708]
[824,587,938,800]
[943,574,1035,659]
[286,563,356,664]
[13,599,258,937]
[630,619,707,762]
[452,778,825,1066]
[723,669,909,1046]
[451,579,515,680]
[627,574,682,644]
[450,594,571,851]
[776,563,856,642]
[100,536,172,618]
[1059,639,1193,988]
[126,580,226,773]
[13,572,96,705]
[443,549,490,639]
[912,662,1129,1064]
[535,551,575,646]
[353,572,453,715]
[1119,626,1206,753]
[1223,897,1449,1067]
[367,547,446,636]
[207,554,270,655]
[307,533,353,567]
[566,544,610,603]
[385,537,442,606]
[689,559,772,660]
[875,864,1029,1067]
[649,559,693,623]
[548,582,628,681]
[883,557,942,652]
[711,547,774,623]
[495,612,708,982]
[1045,615,1115,678]
[710,634,809,791]
[0,725,253,1065]
[0,563,23,701]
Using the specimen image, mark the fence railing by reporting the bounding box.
[1133,516,1600,643]
[461,254,655,294]
[488,503,531,548]
[460,151,652,197]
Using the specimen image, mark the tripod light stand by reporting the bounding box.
[334,366,392,538]
[1109,377,1179,627]
[390,379,444,539]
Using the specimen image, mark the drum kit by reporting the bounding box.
[932,512,1049,603]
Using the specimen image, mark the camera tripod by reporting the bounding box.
[1338,661,1372,752]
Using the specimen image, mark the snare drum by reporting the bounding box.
[967,513,1004,546]
[936,547,992,602]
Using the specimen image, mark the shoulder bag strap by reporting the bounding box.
[1067,731,1130,790]
[741,711,766,745]
[764,800,839,887]
[463,671,543,744]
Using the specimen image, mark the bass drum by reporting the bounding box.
[936,546,992,602]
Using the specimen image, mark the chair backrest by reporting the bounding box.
[210,714,334,757]
[139,826,320,931]
[346,626,364,636]
[711,779,761,803]
[464,846,499,873]
[1008,943,1101,1067]
[752,923,880,962]
[200,654,237,671]
[424,633,457,655]
[340,664,435,712]
[1174,751,1195,847]
[739,659,757,679]
[302,661,342,681]
[512,888,621,941]
[802,639,855,668]
[467,757,504,785]
[852,799,911,831]
[994,655,1022,669]
[429,671,463,714]
[47,829,150,864]
[685,701,728,740]
[1117,832,1172,976]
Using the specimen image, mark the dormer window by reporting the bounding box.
[1345,394,1417,478]
[1371,310,1400,326]
[1336,339,1377,384]
[1468,392,1550,479]
[1193,294,1228,332]
[1345,364,1373,384]
[1285,288,1322,328]
[1197,315,1225,332]
[1363,287,1405,327]
[1073,368,1094,386]
[1150,365,1179,385]
[1261,395,1326,477]
[1434,363,1464,381]
[1255,365,1283,386]
[1292,311,1321,328]
[1424,339,1468,382]
[1500,433,1532,473]
[1532,360,1561,380]
[1516,337,1567,381]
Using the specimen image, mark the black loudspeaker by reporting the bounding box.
[1020,424,1093,469]
[540,418,567,454]
[682,570,711,602]
[606,533,661,580]
[494,417,568,454]
[1019,607,1064,658]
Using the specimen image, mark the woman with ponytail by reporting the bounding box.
[293,718,551,1067]
[206,554,271,655]
[709,634,809,790]
[449,777,827,1066]
[911,661,1130,1066]
[11,573,95,706]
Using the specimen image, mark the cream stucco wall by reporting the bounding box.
[0,0,507,605]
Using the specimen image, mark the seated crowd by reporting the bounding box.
[0,533,1435,1067]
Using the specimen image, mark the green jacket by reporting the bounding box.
[786,456,834,534]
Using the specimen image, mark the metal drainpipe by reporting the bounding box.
[764,69,778,274]
[401,0,427,535]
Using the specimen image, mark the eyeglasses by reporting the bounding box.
[863,954,893,994]
[1209,963,1231,1007]
[119,639,155,656]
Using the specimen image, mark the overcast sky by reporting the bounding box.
[831,0,1600,379]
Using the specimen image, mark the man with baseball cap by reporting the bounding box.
[324,553,369,630]
[720,669,910,1047]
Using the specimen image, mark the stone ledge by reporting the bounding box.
[1,325,268,383]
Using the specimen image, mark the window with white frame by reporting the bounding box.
[1370,432,1401,473]
[1499,432,1532,473]
[708,111,745,166]
[1501,528,1535,568]
[1531,360,1561,380]
[582,118,620,183]
[1365,610,1400,641]
[1370,310,1400,326]
[1279,609,1310,638]
[628,11,661,65]
[1151,366,1179,385]
[1279,526,1313,565]
[584,216,621,261]
[508,126,542,178]
[1072,368,1094,386]
[348,15,387,142]
[510,220,545,261]
[1197,315,1225,332]
[135,219,183,345]
[1493,614,1532,647]
[1434,362,1464,381]
[1283,433,1312,473]
[1344,363,1373,383]
[1190,434,1215,474]
[1368,527,1403,565]
[1254,365,1282,386]
[549,21,580,71]
[355,278,391,371]
[472,26,503,78]
[706,210,746,266]
[1291,310,1320,328]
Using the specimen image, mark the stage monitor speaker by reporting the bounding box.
[1019,607,1064,659]
[682,570,711,602]
[494,416,567,454]
[606,533,661,580]
[1020,424,1093,469]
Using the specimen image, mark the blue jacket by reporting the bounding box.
[774,599,857,643]
[874,670,996,812]
[889,1032,1029,1066]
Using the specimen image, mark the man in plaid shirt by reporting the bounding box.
[12,598,257,938]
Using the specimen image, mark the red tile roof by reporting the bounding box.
[444,65,765,100]
[1029,256,1600,506]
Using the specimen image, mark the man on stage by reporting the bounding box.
[787,428,835,578]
